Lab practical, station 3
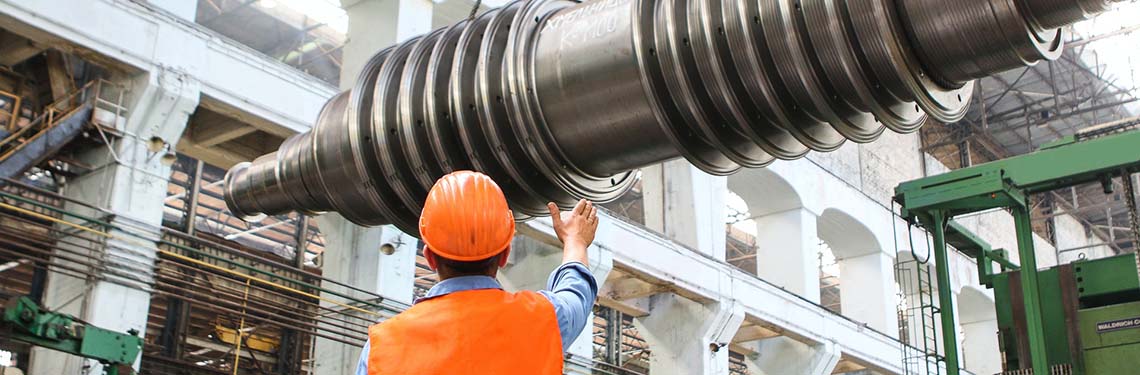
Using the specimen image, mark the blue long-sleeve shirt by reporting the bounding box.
[355,262,599,374]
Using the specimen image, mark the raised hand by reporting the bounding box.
[547,199,598,266]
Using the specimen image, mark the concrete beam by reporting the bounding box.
[746,337,841,375]
[635,296,744,374]
[521,213,905,374]
[601,273,669,301]
[190,113,258,147]
[177,136,263,169]
[833,355,870,374]
[0,31,43,67]
[602,295,651,318]
[733,322,783,343]
[0,0,337,136]
[597,270,659,317]
[45,50,71,100]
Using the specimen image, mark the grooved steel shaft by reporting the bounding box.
[224,0,1118,235]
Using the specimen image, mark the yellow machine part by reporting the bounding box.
[214,325,279,353]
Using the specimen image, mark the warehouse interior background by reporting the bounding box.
[0,0,1139,374]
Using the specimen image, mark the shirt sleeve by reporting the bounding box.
[538,261,599,352]
[355,339,370,375]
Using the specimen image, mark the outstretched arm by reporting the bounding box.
[542,199,600,352]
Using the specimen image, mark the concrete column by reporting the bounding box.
[837,251,900,336]
[961,315,1001,374]
[753,208,821,302]
[642,159,728,259]
[339,0,434,88]
[310,3,433,372]
[315,216,418,305]
[499,235,613,374]
[311,215,417,375]
[745,337,840,375]
[29,68,199,374]
[640,160,743,374]
[961,316,1000,374]
[633,296,744,375]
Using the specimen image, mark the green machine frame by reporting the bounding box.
[1,296,143,375]
[895,123,1140,375]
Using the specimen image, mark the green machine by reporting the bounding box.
[895,121,1140,375]
[988,253,1140,374]
[0,296,143,375]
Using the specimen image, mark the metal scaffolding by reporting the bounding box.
[920,5,1140,255]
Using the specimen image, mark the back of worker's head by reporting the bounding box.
[420,171,515,277]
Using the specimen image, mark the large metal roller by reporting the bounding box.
[224,0,1119,235]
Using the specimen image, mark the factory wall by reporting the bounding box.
[0,0,1118,374]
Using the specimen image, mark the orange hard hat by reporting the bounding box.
[419,171,515,261]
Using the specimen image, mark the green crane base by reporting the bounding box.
[895,125,1140,375]
[1080,300,1140,375]
[1,296,142,375]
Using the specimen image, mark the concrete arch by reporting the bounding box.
[727,168,803,216]
[959,285,995,324]
[818,208,881,259]
[760,162,896,261]
[812,207,897,334]
[727,169,820,301]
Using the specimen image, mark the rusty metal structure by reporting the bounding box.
[223,0,1120,234]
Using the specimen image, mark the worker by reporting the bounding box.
[355,170,600,374]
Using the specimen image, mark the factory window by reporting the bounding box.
[193,0,345,85]
[817,242,841,314]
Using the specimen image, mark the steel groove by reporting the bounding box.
[224,0,1120,235]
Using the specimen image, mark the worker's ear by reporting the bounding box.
[424,246,439,271]
[496,247,510,268]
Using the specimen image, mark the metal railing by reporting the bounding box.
[0,177,397,374]
[0,79,127,163]
[0,89,22,132]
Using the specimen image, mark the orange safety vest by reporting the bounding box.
[367,288,564,375]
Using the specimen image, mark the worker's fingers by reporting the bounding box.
[547,202,563,227]
[572,199,588,215]
[588,206,598,223]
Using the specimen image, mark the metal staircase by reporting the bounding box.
[0,80,124,180]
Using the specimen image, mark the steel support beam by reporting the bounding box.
[1012,206,1050,374]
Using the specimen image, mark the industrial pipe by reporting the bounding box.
[224,0,1119,235]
